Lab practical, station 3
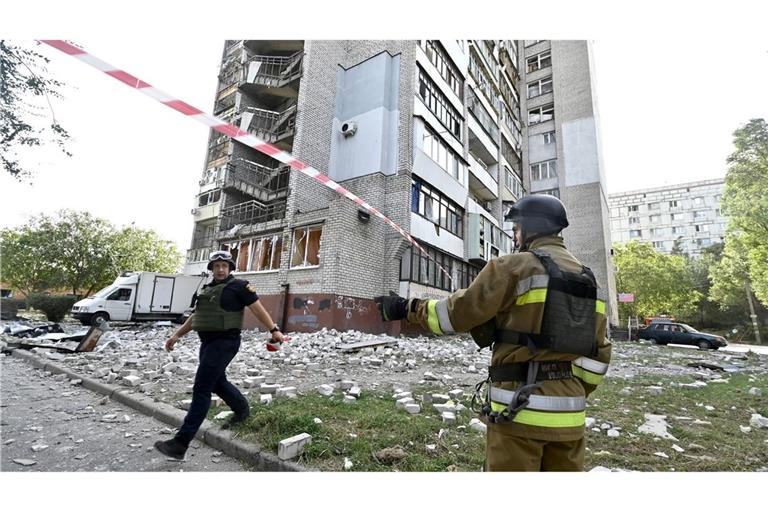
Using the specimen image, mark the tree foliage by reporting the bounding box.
[0,210,183,298]
[717,118,768,306]
[613,241,702,320]
[0,40,71,180]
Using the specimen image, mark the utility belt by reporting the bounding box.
[472,360,582,425]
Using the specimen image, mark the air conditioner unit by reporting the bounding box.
[191,208,199,215]
[340,121,357,138]
[198,179,206,186]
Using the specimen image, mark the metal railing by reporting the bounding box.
[242,103,297,142]
[243,51,303,87]
[220,200,287,231]
[222,158,290,201]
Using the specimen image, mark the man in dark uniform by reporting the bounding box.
[154,250,284,460]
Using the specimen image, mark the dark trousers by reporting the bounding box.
[174,338,249,446]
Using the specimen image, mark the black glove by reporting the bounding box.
[374,293,409,322]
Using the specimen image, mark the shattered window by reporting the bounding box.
[249,234,282,272]
[237,240,250,271]
[291,226,322,268]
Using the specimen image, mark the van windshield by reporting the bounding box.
[92,286,116,298]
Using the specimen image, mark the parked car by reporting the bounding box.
[636,321,728,350]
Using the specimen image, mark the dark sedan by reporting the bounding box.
[637,322,728,350]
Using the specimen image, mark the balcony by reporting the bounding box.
[222,158,290,203]
[220,200,287,231]
[240,52,303,99]
[468,153,498,201]
[239,103,297,149]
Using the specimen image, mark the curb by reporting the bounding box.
[8,348,306,472]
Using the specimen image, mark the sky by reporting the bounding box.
[1,3,767,260]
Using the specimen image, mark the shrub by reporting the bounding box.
[1,298,19,320]
[27,293,78,322]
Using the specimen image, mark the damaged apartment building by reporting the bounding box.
[184,40,618,334]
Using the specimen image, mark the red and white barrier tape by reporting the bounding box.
[39,40,453,286]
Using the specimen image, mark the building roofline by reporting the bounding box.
[607,178,725,199]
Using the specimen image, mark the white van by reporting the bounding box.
[71,272,207,326]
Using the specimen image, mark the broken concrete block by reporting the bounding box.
[396,397,415,409]
[317,384,334,397]
[448,389,464,400]
[607,429,620,438]
[343,457,354,470]
[671,444,685,453]
[393,391,412,400]
[405,403,421,414]
[638,414,678,441]
[12,459,37,467]
[343,395,357,404]
[339,380,355,391]
[600,423,611,430]
[179,399,193,411]
[348,386,361,398]
[441,411,456,424]
[139,382,155,393]
[122,375,141,387]
[246,368,261,377]
[469,418,487,434]
[431,394,450,404]
[214,411,234,421]
[654,452,669,459]
[750,413,768,429]
[260,394,273,405]
[585,417,596,429]
[426,444,437,453]
[423,372,439,381]
[260,384,279,394]
[433,403,456,414]
[276,386,297,397]
[278,433,311,460]
[31,444,49,452]
[749,387,762,396]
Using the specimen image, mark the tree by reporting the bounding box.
[613,241,702,321]
[1,40,71,180]
[0,226,59,296]
[0,210,183,298]
[720,118,768,306]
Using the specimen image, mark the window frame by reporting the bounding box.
[528,104,554,125]
[290,225,323,269]
[530,159,558,181]
[526,51,552,73]
[527,77,553,98]
[411,178,464,238]
[417,66,463,141]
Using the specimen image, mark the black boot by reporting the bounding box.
[154,438,187,460]
[221,412,250,430]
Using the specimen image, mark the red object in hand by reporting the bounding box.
[266,336,289,352]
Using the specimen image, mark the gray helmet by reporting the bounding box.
[207,250,236,271]
[505,195,569,250]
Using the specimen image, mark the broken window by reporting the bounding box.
[528,104,554,125]
[250,234,282,272]
[237,240,250,271]
[291,226,322,268]
[198,189,221,207]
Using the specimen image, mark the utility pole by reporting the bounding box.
[746,280,762,345]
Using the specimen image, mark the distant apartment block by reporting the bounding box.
[184,40,617,332]
[608,178,727,255]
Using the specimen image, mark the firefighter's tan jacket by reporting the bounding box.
[407,235,611,442]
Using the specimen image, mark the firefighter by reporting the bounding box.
[376,195,611,471]
[154,250,284,460]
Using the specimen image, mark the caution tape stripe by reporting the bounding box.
[40,39,454,286]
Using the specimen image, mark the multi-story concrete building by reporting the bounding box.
[184,40,617,333]
[608,178,726,256]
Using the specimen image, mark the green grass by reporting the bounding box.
[585,372,768,471]
[211,388,486,471]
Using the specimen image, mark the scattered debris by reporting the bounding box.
[374,447,407,463]
[638,414,678,441]
[343,457,354,470]
[277,433,311,460]
[12,459,38,466]
[750,414,768,429]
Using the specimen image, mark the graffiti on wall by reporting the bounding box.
[335,295,370,320]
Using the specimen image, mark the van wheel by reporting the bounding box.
[697,340,711,350]
[91,312,110,326]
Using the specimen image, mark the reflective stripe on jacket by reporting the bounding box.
[407,236,612,442]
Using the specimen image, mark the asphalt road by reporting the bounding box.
[0,354,245,472]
